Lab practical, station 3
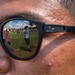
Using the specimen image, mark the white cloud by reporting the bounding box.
[4,20,30,29]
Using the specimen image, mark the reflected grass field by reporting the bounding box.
[8,31,38,58]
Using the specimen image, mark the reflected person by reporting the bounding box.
[24,26,31,52]
[5,29,11,45]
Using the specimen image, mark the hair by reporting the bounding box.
[24,26,29,29]
[60,0,75,17]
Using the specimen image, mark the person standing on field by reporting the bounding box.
[24,26,31,52]
[5,29,11,45]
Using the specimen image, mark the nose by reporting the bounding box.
[0,44,11,74]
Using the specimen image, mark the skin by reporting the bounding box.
[0,0,75,75]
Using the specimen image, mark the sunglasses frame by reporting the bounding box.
[0,18,45,60]
[0,17,75,60]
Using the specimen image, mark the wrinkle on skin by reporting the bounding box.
[37,33,75,60]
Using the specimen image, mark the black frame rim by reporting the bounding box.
[0,18,44,60]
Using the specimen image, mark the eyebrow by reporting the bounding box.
[0,12,43,23]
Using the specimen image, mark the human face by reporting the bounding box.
[0,0,75,75]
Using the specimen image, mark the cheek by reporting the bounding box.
[12,59,48,75]
[50,39,75,64]
[44,39,75,74]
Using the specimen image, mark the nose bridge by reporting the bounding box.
[0,44,11,74]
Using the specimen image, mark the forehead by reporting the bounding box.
[0,0,75,25]
[0,0,49,21]
[0,0,57,24]
[0,0,61,16]
[0,0,48,15]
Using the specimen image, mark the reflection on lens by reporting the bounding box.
[2,20,39,59]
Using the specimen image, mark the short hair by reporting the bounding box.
[24,26,29,29]
[60,0,75,17]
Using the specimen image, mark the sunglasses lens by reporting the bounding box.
[2,19,39,59]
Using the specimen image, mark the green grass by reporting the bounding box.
[6,31,39,58]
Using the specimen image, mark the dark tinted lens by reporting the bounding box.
[2,19,39,59]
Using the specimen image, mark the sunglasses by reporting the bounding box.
[0,18,75,60]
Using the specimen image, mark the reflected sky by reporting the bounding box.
[4,20,30,29]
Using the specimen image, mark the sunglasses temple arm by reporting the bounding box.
[65,26,75,32]
[44,25,75,33]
